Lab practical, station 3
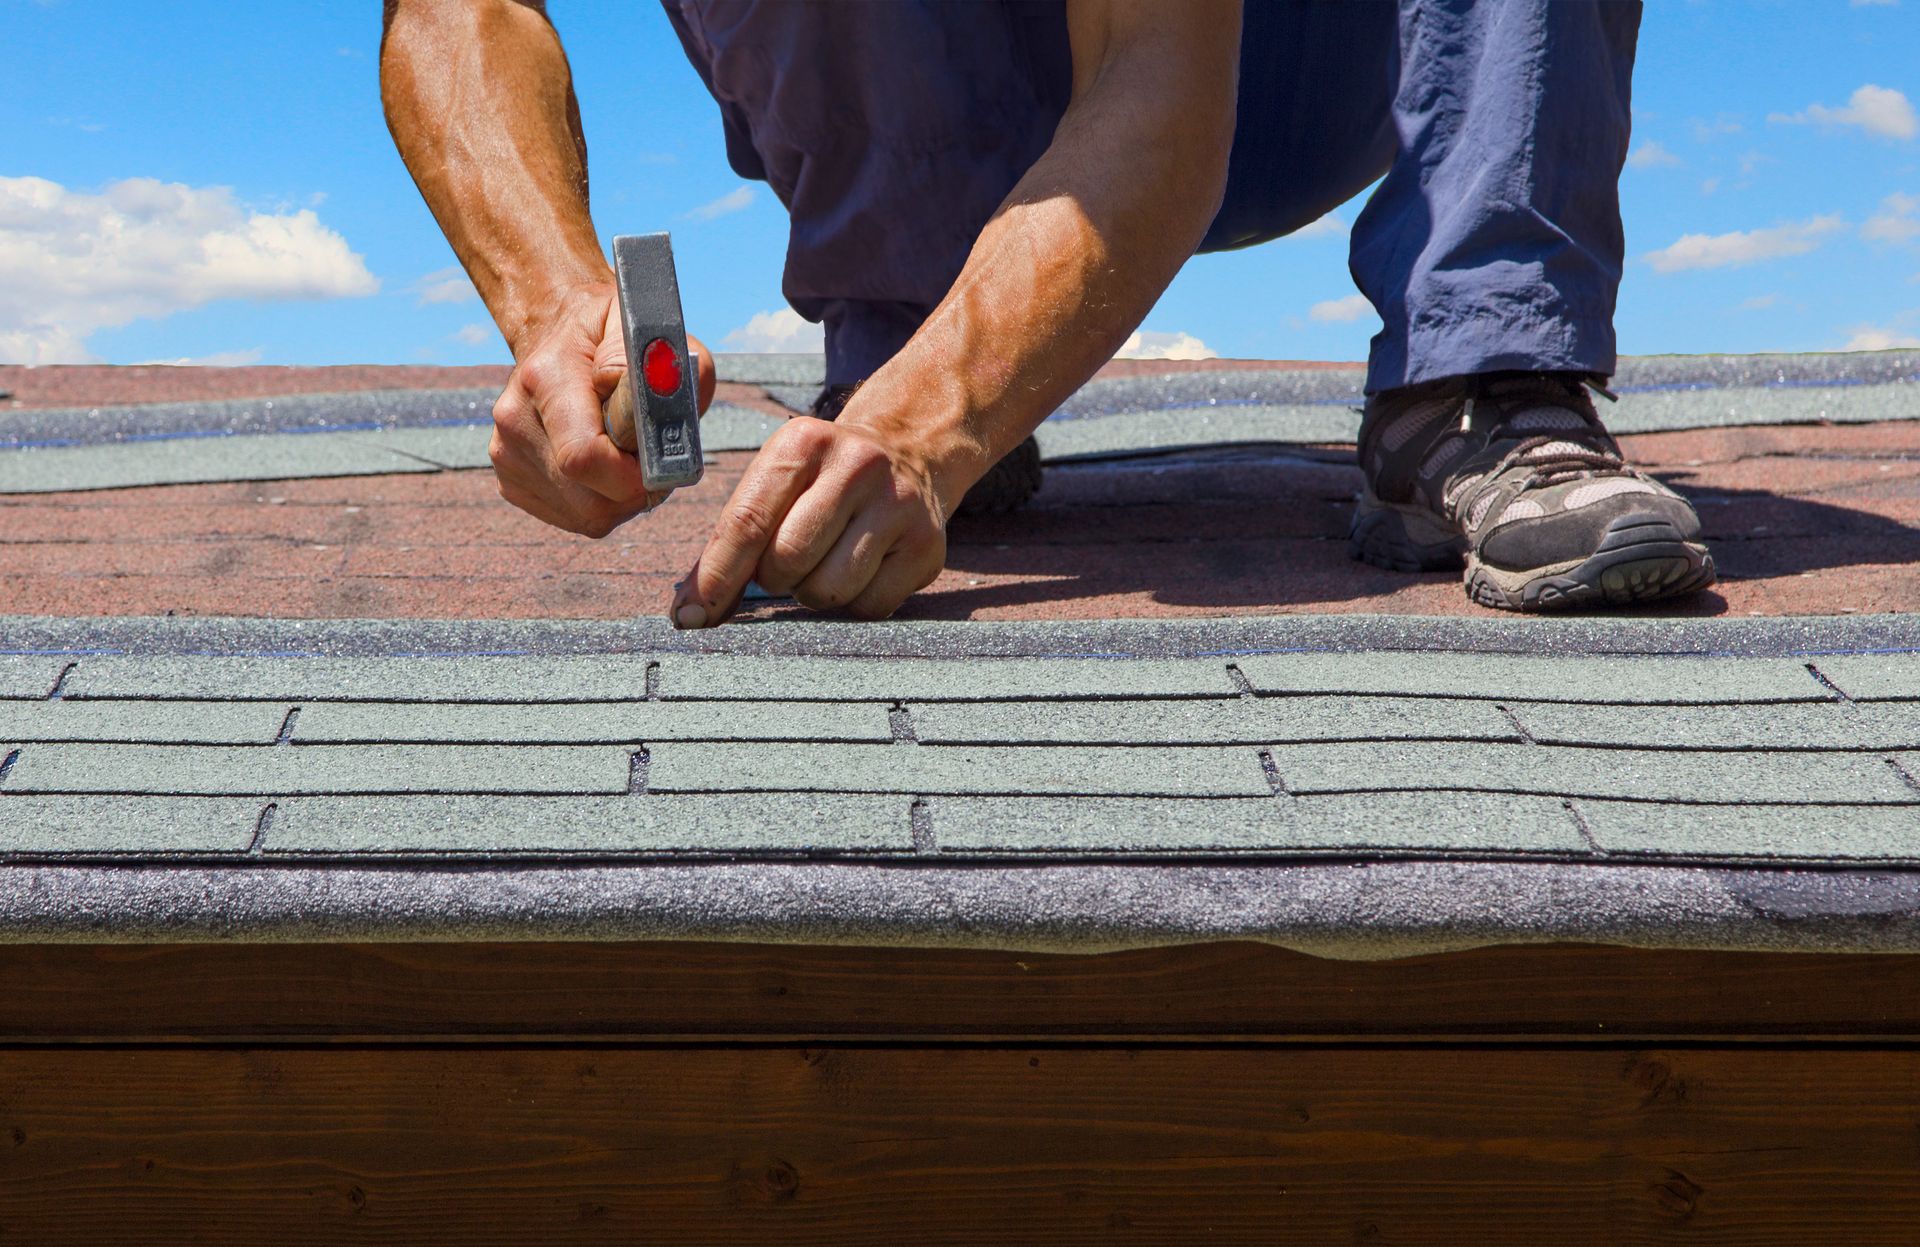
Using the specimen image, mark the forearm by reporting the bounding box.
[380,0,607,354]
[841,9,1239,514]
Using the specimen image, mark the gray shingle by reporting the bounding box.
[0,699,285,744]
[264,793,909,854]
[1033,406,1357,459]
[698,404,789,453]
[294,700,889,744]
[1814,654,1920,702]
[1506,701,1876,750]
[0,795,259,853]
[911,695,1515,744]
[64,655,657,702]
[1266,742,1914,803]
[931,792,1581,854]
[661,656,1236,701]
[713,352,826,387]
[1576,799,1920,859]
[649,743,1269,796]
[0,657,63,699]
[1856,705,1920,750]
[4,744,630,795]
[1237,652,1827,704]
[0,431,443,494]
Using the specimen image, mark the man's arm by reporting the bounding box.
[672,0,1240,625]
[381,0,712,538]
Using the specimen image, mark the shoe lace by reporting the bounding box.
[1468,373,1633,489]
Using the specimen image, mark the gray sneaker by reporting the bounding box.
[1349,371,1715,611]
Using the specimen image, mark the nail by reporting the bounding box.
[674,602,708,630]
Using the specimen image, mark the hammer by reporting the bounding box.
[600,232,705,492]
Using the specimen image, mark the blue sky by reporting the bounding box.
[2,0,1916,367]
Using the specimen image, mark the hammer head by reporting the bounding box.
[602,233,704,491]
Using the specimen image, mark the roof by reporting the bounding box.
[1,353,1918,958]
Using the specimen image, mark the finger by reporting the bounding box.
[672,422,832,628]
[791,513,894,613]
[686,332,717,415]
[842,544,943,621]
[539,375,652,504]
[754,465,880,595]
[494,431,660,537]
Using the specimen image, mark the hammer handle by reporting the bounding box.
[602,367,639,454]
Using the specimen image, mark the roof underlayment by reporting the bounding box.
[0,352,1916,960]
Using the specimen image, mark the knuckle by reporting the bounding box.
[552,438,601,482]
[785,416,834,448]
[516,353,554,393]
[722,498,781,547]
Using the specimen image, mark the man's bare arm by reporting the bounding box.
[673,0,1241,624]
[856,0,1242,502]
[381,0,712,537]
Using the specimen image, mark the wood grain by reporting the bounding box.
[1,1044,1916,1245]
[4,941,1920,1042]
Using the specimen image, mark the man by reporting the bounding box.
[381,0,1712,627]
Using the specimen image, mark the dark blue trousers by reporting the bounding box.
[665,0,1640,394]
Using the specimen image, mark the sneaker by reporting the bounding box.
[1349,371,1715,611]
[811,384,1043,516]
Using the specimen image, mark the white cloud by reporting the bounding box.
[720,308,823,353]
[1642,215,1845,273]
[1841,325,1920,350]
[1289,213,1348,240]
[1770,84,1918,141]
[1863,193,1920,244]
[1308,293,1374,323]
[1116,330,1217,360]
[1690,115,1744,142]
[0,175,378,365]
[453,323,491,346]
[1627,140,1682,170]
[412,266,476,306]
[1851,0,1898,8]
[685,185,756,222]
[133,348,264,367]
[1738,294,1782,310]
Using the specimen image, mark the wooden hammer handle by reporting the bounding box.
[601,367,639,454]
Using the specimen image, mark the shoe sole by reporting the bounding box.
[1465,514,1716,612]
[1350,498,1715,612]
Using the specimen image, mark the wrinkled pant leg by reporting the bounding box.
[1202,1,1398,253]
[1350,0,1641,394]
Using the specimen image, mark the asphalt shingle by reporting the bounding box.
[0,699,285,744]
[64,655,659,702]
[649,742,1270,796]
[661,656,1238,701]
[293,700,890,744]
[0,795,259,853]
[1814,654,1920,702]
[1237,652,1829,704]
[4,743,631,795]
[1576,799,1920,859]
[0,657,65,699]
[1505,701,1883,750]
[1266,741,1913,803]
[931,792,1582,854]
[264,793,909,854]
[910,695,1516,744]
